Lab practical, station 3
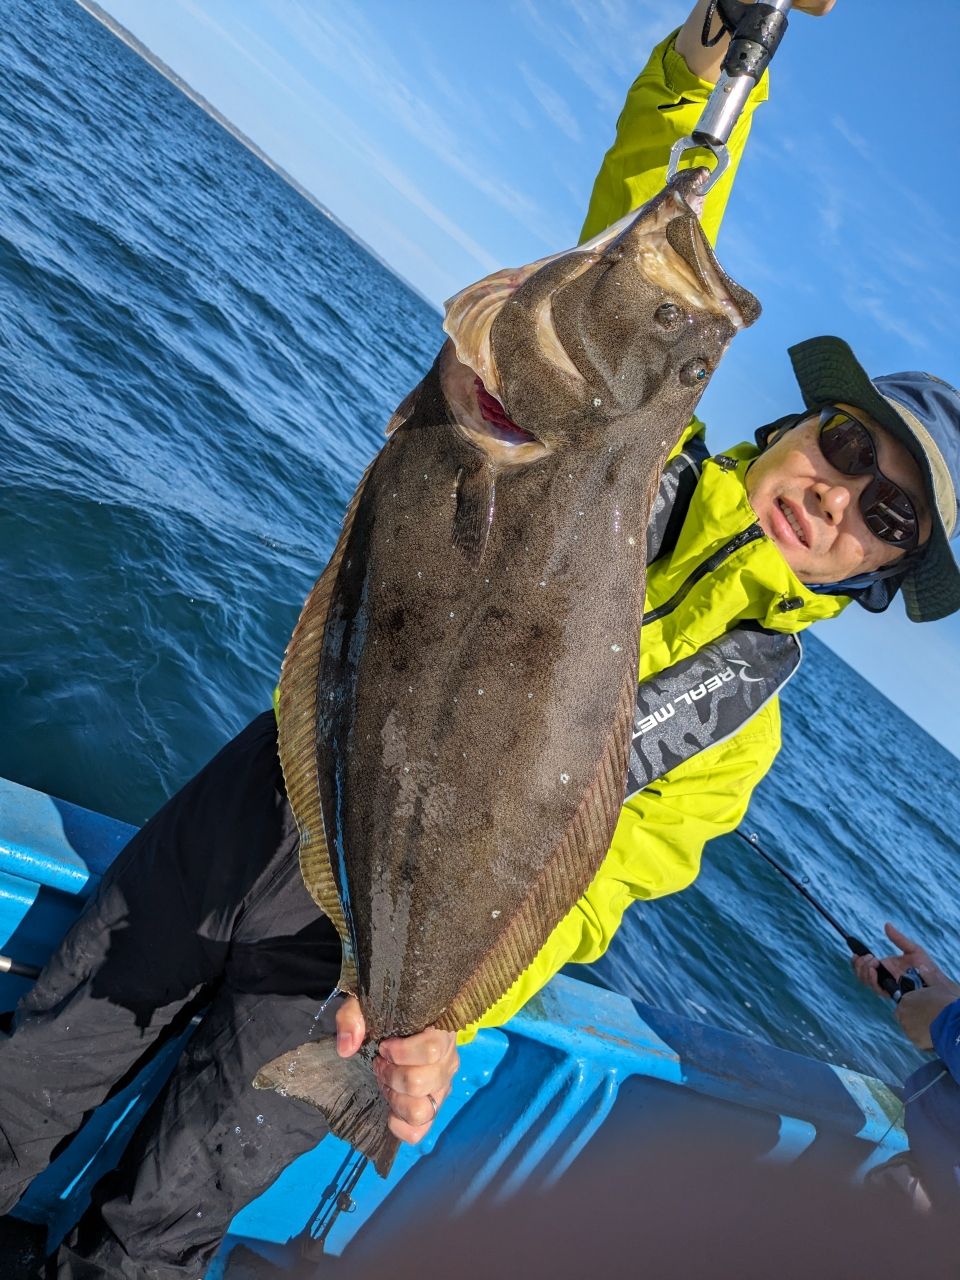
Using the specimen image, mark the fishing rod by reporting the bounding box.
[733,829,924,1003]
[667,0,794,192]
[0,953,41,980]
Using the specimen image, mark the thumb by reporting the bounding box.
[335,995,366,1058]
[883,922,917,954]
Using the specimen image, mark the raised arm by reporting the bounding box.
[676,0,836,85]
[581,0,836,247]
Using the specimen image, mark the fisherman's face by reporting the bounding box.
[745,403,933,584]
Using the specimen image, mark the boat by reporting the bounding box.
[0,774,909,1274]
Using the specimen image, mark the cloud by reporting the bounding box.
[518,61,582,142]
[265,2,557,238]
[516,0,686,113]
[831,114,874,163]
[162,0,504,282]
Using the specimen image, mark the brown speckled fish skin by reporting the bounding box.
[262,173,760,1168]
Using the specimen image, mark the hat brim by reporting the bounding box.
[788,335,960,623]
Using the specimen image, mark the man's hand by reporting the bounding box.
[851,922,960,998]
[678,0,836,84]
[335,995,459,1145]
[895,987,960,1052]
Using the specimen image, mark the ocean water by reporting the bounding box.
[2,0,959,1092]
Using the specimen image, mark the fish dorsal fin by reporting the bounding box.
[278,461,380,995]
[385,385,420,438]
[434,656,638,1033]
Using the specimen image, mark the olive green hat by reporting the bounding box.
[788,336,960,623]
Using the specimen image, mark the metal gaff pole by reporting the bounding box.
[667,0,794,191]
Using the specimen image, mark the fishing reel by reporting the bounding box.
[847,937,926,1005]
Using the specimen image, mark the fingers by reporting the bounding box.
[851,952,884,996]
[793,0,837,14]
[883,922,920,954]
[335,995,365,1058]
[376,1026,460,1145]
[379,1026,453,1069]
[379,1080,453,1145]
[332,1006,460,1144]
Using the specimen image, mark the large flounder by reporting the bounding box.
[255,173,760,1173]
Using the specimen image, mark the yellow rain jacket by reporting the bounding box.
[459,32,850,1040]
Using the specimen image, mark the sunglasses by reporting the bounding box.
[817,407,920,551]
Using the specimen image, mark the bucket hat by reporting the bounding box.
[787,336,960,622]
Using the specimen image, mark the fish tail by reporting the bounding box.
[252,1037,400,1177]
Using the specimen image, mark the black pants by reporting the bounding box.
[0,713,341,1278]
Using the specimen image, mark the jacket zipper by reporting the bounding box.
[642,522,765,626]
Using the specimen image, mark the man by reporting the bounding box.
[2,1,960,1275]
[854,925,960,1210]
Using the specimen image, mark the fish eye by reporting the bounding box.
[655,302,683,330]
[679,358,709,387]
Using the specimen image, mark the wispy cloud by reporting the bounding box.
[168,0,504,281]
[266,2,557,239]
[518,61,582,142]
[516,0,687,114]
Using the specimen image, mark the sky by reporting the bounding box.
[90,0,960,754]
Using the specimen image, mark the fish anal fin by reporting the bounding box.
[453,465,495,567]
[437,655,639,1033]
[253,1037,400,1177]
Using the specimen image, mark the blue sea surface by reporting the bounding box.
[2,0,958,1091]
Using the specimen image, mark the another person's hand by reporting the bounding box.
[793,1,837,14]
[335,995,459,1145]
[851,922,960,998]
[895,986,960,1052]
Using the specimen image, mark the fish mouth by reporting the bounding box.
[439,343,549,466]
[474,379,542,447]
[586,182,759,332]
[663,212,760,330]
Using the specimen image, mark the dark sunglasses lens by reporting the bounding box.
[819,414,875,474]
[862,478,918,546]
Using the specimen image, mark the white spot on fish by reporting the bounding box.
[539,580,546,588]
[527,692,533,699]
[449,611,455,618]
[256,1115,265,1125]
[592,397,602,407]
[611,644,622,653]
[491,910,501,919]
[628,536,636,546]
[408,685,413,693]
[403,765,410,773]
[477,688,484,695]
[417,570,422,578]
[560,773,570,784]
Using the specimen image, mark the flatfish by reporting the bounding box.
[254,172,760,1173]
